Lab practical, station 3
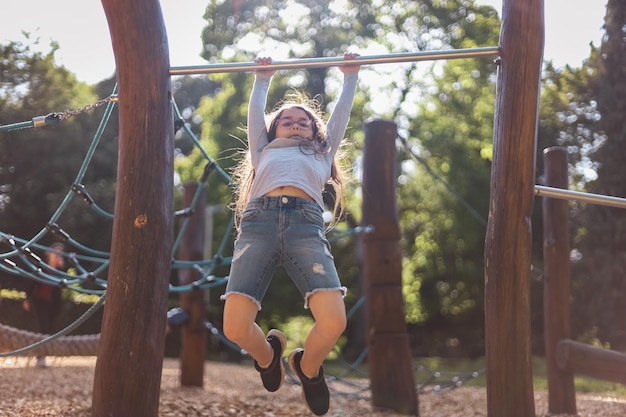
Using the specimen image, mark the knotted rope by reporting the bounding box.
[0,323,99,356]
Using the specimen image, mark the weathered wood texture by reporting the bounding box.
[484,0,544,416]
[557,339,626,385]
[178,184,207,387]
[92,0,174,416]
[542,147,576,414]
[361,119,418,415]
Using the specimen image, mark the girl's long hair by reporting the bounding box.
[232,93,347,230]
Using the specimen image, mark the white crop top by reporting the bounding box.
[247,71,359,210]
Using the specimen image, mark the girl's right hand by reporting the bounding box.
[254,57,276,76]
[339,52,361,74]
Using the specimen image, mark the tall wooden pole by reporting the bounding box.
[361,119,418,415]
[179,183,207,387]
[542,147,576,414]
[484,0,544,416]
[93,0,173,416]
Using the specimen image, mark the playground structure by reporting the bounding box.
[0,113,484,407]
[4,141,626,415]
[2,0,540,415]
[96,0,520,415]
[2,0,623,416]
[540,147,626,415]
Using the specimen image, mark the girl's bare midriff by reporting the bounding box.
[264,186,314,200]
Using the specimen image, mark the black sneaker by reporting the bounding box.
[254,329,286,392]
[288,348,330,416]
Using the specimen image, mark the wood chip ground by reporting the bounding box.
[1,357,625,416]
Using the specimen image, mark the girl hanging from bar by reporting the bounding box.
[221,53,361,416]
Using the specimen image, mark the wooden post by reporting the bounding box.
[93,1,173,416]
[179,183,207,386]
[361,119,418,415]
[542,147,576,414]
[484,0,544,416]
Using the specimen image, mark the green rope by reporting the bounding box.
[0,113,62,132]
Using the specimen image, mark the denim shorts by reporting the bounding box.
[221,196,346,310]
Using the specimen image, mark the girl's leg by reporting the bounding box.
[223,293,273,367]
[300,290,347,378]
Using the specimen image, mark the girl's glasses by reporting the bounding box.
[277,118,312,129]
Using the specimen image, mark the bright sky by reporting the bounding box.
[0,0,607,85]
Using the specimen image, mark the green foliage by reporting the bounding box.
[324,353,626,396]
[0,287,99,305]
[391,3,499,352]
[570,0,626,350]
[539,58,602,190]
[201,0,376,98]
[282,315,315,355]
[0,288,24,300]
[266,315,344,360]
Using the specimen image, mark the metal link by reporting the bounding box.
[32,116,48,128]
[55,95,119,121]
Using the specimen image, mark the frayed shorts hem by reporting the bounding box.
[304,286,347,309]
[221,286,347,311]
[220,292,262,311]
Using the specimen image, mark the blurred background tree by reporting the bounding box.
[570,0,626,351]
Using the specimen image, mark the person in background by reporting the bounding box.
[23,242,65,367]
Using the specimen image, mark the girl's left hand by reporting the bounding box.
[339,52,361,73]
[254,57,276,76]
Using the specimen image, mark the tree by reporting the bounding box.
[200,0,376,99]
[538,58,603,192]
[571,0,626,350]
[377,0,500,356]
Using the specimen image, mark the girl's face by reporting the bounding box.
[274,107,314,140]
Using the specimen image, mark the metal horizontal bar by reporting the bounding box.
[535,185,626,210]
[170,47,500,76]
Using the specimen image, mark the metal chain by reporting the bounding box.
[55,94,118,121]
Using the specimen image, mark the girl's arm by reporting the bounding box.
[247,58,275,167]
[326,53,361,154]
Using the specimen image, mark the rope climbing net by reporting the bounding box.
[0,85,238,297]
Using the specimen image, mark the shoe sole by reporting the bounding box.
[289,349,328,415]
[288,349,310,412]
[267,329,287,390]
